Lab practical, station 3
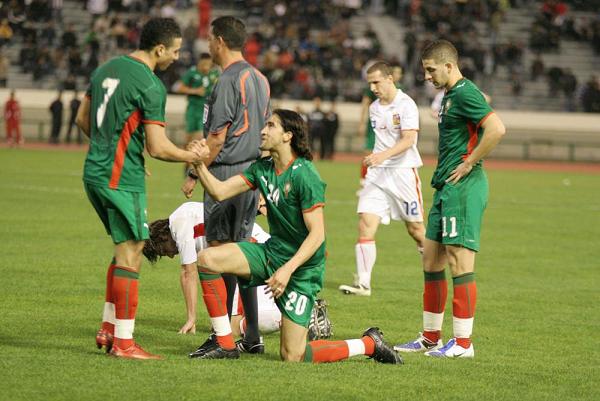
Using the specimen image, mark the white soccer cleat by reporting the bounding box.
[394,332,443,353]
[338,283,371,296]
[424,338,474,358]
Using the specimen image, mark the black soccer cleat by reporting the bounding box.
[188,333,217,358]
[193,345,240,360]
[363,327,404,365]
[236,337,265,354]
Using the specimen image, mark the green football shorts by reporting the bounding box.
[425,167,489,252]
[185,107,205,134]
[237,241,325,328]
[84,182,149,244]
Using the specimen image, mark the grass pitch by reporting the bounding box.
[0,148,599,401]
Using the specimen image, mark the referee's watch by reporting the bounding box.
[186,168,199,180]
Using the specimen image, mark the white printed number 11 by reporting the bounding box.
[442,216,458,238]
[96,78,120,128]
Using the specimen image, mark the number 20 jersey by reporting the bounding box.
[83,55,167,192]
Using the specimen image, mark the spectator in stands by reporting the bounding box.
[7,1,26,35]
[547,66,563,96]
[41,21,57,47]
[581,76,600,113]
[0,19,13,47]
[561,68,578,111]
[87,0,108,19]
[4,90,22,146]
[0,51,8,88]
[530,54,545,81]
[51,0,64,23]
[62,24,78,49]
[48,91,63,145]
[65,91,82,144]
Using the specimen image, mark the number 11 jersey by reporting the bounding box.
[83,55,166,192]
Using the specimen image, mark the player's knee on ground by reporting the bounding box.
[197,249,225,274]
[280,344,304,362]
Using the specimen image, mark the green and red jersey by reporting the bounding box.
[83,55,166,192]
[241,157,326,269]
[432,78,493,189]
[181,67,219,110]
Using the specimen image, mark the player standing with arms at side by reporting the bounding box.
[76,18,207,360]
[181,16,271,357]
[175,52,219,169]
[189,109,401,364]
[395,40,506,358]
[339,61,425,296]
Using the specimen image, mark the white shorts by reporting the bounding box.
[357,167,424,224]
[232,284,282,334]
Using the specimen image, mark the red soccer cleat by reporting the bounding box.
[95,329,114,352]
[109,343,162,360]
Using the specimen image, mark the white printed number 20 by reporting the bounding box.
[284,291,308,316]
[442,216,458,238]
[96,78,120,128]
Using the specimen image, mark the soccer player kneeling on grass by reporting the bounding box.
[189,109,402,363]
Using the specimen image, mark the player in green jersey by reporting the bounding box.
[76,18,207,360]
[394,40,506,358]
[188,109,401,363]
[175,53,219,145]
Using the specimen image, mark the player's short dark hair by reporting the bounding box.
[211,16,246,51]
[142,219,171,264]
[421,39,458,64]
[199,52,211,60]
[139,18,182,51]
[273,109,313,161]
[367,61,392,77]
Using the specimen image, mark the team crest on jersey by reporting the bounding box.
[392,113,401,126]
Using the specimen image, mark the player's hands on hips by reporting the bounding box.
[447,160,473,184]
[363,152,386,167]
[265,265,293,299]
[181,176,197,199]
[178,320,196,334]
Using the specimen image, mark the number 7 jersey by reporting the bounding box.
[83,55,167,192]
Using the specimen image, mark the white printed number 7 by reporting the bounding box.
[96,78,120,128]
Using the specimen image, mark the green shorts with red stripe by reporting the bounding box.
[237,241,325,328]
[425,167,488,252]
[84,182,149,244]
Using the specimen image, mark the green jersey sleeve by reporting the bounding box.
[295,163,326,211]
[181,68,195,86]
[457,86,493,126]
[139,81,166,124]
[241,158,262,189]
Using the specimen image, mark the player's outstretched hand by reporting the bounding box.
[446,160,473,184]
[181,176,197,199]
[178,320,196,335]
[265,265,293,299]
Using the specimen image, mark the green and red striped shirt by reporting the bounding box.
[432,78,493,189]
[83,55,166,192]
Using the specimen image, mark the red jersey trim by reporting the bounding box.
[275,157,296,176]
[109,109,142,189]
[463,111,494,159]
[142,119,166,127]
[302,202,325,213]
[239,173,256,189]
